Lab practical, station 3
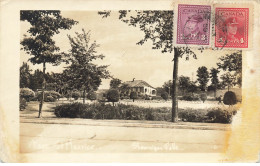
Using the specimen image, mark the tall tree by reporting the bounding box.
[20,10,77,118]
[98,11,198,122]
[209,68,220,97]
[178,76,191,95]
[110,78,122,89]
[217,50,242,88]
[65,29,110,103]
[220,73,237,91]
[187,81,198,95]
[197,66,209,91]
[162,80,173,96]
[20,62,32,88]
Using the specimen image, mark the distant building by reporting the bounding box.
[122,79,156,96]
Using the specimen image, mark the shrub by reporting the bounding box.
[37,91,61,102]
[54,103,237,124]
[223,91,237,105]
[130,92,138,102]
[180,94,200,101]
[178,109,206,122]
[72,91,81,100]
[45,96,56,102]
[54,102,94,118]
[200,93,207,103]
[87,91,97,101]
[106,89,119,106]
[161,92,169,101]
[206,108,236,123]
[20,88,35,102]
[19,97,27,111]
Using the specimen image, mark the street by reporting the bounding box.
[20,121,228,153]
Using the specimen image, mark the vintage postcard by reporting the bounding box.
[0,0,259,163]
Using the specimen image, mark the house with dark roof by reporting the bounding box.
[122,78,156,96]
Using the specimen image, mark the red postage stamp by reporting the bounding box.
[176,4,211,45]
[215,8,249,48]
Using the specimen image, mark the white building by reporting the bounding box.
[122,79,156,96]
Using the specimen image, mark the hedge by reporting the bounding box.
[54,103,237,123]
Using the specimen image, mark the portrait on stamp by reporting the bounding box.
[177,4,211,45]
[215,8,249,48]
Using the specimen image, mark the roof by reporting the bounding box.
[123,80,155,89]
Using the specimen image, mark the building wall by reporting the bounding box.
[128,86,156,96]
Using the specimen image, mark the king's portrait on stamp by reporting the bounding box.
[177,4,211,45]
[215,8,249,48]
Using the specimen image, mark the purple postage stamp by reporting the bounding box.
[177,4,211,45]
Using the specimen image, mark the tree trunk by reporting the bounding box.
[172,47,179,123]
[38,62,46,118]
[83,88,86,104]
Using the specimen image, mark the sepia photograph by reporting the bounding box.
[19,10,243,154]
[0,0,259,163]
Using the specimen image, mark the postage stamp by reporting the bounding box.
[176,4,211,45]
[215,8,249,48]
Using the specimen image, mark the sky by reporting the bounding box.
[20,11,235,89]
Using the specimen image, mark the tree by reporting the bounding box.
[178,76,190,95]
[20,62,32,88]
[107,89,119,106]
[187,81,198,95]
[220,73,237,91]
[65,29,110,104]
[119,83,130,96]
[209,68,220,97]
[110,78,122,89]
[20,10,78,118]
[196,66,209,92]
[217,50,242,88]
[130,91,138,102]
[29,69,44,91]
[98,11,199,122]
[87,91,97,101]
[161,92,169,101]
[162,80,173,96]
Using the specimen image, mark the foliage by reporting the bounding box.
[119,83,130,96]
[196,66,209,91]
[162,80,173,96]
[20,97,27,111]
[200,93,207,103]
[64,29,110,103]
[72,91,81,100]
[178,76,191,94]
[110,78,122,89]
[87,91,97,101]
[20,10,78,65]
[180,94,200,101]
[20,62,32,88]
[37,90,61,102]
[130,91,138,102]
[106,89,120,105]
[45,96,55,102]
[217,50,242,87]
[220,73,237,91]
[54,103,236,123]
[20,88,35,102]
[161,92,169,101]
[206,108,236,123]
[209,68,220,95]
[178,109,206,122]
[187,81,198,94]
[223,91,237,105]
